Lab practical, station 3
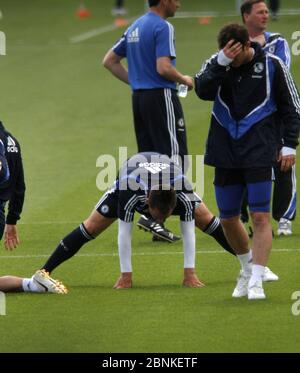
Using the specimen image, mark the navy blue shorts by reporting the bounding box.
[214,167,272,219]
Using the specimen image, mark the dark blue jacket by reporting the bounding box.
[195,43,300,168]
[0,122,25,224]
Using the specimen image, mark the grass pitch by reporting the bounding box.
[0,0,300,352]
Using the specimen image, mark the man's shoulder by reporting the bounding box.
[137,12,165,25]
[141,12,169,31]
[265,31,287,44]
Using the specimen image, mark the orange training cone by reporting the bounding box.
[76,4,91,18]
[198,16,211,25]
[114,17,129,27]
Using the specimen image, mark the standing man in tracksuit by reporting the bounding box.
[0,121,26,250]
[268,0,280,20]
[195,24,300,300]
[103,0,193,241]
[240,0,296,236]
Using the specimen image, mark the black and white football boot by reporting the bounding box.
[137,215,181,243]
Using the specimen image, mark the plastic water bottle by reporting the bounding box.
[178,84,188,98]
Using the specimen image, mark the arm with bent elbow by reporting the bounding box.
[103,49,129,84]
[157,57,194,89]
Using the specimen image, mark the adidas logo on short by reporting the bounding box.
[128,28,139,43]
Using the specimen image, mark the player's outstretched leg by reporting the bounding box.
[0,274,67,294]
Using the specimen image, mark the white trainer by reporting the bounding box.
[248,280,266,300]
[277,218,292,236]
[232,271,251,298]
[262,266,279,282]
[32,269,68,294]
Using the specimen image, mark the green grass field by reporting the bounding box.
[0,0,300,352]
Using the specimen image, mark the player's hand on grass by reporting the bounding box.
[183,268,205,288]
[113,272,132,289]
[4,224,20,250]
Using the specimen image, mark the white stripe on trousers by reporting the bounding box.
[164,88,179,164]
[282,164,297,219]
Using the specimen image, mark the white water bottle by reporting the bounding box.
[178,84,188,98]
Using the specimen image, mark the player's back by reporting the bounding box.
[125,12,176,89]
[119,152,184,192]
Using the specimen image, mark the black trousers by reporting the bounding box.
[272,163,296,221]
[115,0,124,7]
[132,88,188,170]
[269,0,280,13]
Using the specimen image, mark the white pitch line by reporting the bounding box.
[19,221,79,225]
[0,248,299,260]
[174,9,300,18]
[70,16,138,43]
[70,9,300,43]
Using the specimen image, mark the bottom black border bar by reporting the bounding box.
[0,353,299,369]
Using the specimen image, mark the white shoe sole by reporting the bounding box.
[262,275,279,282]
[232,290,248,298]
[248,294,266,300]
[248,291,266,300]
[277,230,292,236]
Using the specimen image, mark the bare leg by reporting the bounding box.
[220,216,249,255]
[194,202,214,230]
[194,203,236,255]
[0,276,24,292]
[250,212,272,266]
[83,210,116,237]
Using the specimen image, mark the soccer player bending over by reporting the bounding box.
[0,152,279,294]
[0,152,205,293]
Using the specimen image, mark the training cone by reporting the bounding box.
[76,4,91,18]
[198,16,211,25]
[114,17,128,27]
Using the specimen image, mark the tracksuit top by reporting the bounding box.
[195,43,300,168]
[0,122,26,224]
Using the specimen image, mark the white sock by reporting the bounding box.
[249,264,265,287]
[22,277,42,293]
[237,251,252,275]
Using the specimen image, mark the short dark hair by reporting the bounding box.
[240,0,266,23]
[148,0,161,7]
[148,188,177,215]
[218,23,249,49]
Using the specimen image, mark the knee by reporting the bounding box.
[250,212,270,228]
[83,218,101,237]
[194,203,214,230]
[220,216,241,230]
